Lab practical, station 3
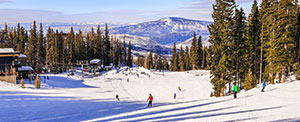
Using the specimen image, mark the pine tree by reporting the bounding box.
[94,25,102,60]
[202,46,206,69]
[67,27,75,65]
[16,23,25,53]
[27,21,38,70]
[19,27,26,53]
[35,75,40,88]
[122,40,127,65]
[208,0,235,97]
[179,46,185,71]
[146,50,153,69]
[76,29,85,60]
[73,29,80,61]
[85,32,92,60]
[232,8,247,92]
[244,69,253,91]
[175,51,179,71]
[171,43,178,71]
[272,0,298,83]
[184,46,190,70]
[127,41,132,67]
[90,27,96,59]
[296,7,300,64]
[190,32,198,70]
[154,54,158,70]
[36,23,45,70]
[293,62,300,80]
[162,56,169,70]
[197,35,203,69]
[260,0,275,84]
[248,0,261,84]
[45,27,53,70]
[103,24,111,66]
[53,30,60,71]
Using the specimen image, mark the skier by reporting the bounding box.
[127,78,129,83]
[147,93,153,107]
[178,86,181,91]
[261,81,266,92]
[174,93,176,99]
[116,94,120,101]
[233,83,238,98]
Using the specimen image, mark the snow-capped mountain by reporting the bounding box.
[110,17,212,45]
[112,34,173,57]
[112,34,158,46]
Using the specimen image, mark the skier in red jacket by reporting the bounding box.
[147,94,153,107]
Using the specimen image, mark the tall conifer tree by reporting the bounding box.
[208,0,235,97]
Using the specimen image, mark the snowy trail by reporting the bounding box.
[0,68,300,122]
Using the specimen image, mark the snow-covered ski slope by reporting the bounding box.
[0,67,299,122]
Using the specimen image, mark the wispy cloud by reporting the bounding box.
[0,0,258,24]
[0,0,11,3]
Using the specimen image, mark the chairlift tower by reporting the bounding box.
[77,60,89,81]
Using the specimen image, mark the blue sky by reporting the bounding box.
[0,0,260,24]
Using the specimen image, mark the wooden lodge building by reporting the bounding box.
[0,48,32,84]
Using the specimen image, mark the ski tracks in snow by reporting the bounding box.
[109,76,137,101]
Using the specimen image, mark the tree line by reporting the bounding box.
[0,21,133,72]
[208,0,300,97]
[134,32,207,72]
[134,50,169,71]
[169,32,207,71]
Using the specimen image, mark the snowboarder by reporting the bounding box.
[116,94,120,101]
[147,93,153,107]
[174,93,176,99]
[261,81,266,92]
[233,83,238,98]
[137,74,139,78]
[127,78,129,83]
[178,86,181,91]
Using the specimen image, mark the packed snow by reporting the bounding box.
[0,67,299,122]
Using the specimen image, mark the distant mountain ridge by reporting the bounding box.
[110,17,212,45]
[1,17,212,56]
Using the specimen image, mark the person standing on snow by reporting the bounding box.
[174,93,176,99]
[261,81,266,92]
[147,94,153,107]
[233,83,238,98]
[116,94,120,101]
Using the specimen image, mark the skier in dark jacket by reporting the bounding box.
[147,94,153,107]
[116,94,120,101]
[261,81,266,92]
[233,83,238,98]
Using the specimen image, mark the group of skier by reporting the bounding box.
[116,86,183,107]
[233,81,266,99]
